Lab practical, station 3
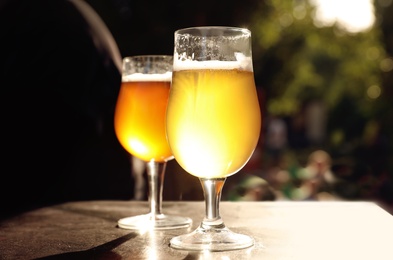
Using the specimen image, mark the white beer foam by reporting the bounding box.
[122,71,172,82]
[173,52,253,72]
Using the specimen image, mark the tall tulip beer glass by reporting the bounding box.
[166,27,261,250]
[114,55,192,230]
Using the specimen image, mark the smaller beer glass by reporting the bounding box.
[114,55,192,230]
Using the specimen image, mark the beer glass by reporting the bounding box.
[166,27,261,251]
[114,55,192,230]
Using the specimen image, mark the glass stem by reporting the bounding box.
[146,161,166,216]
[200,178,226,229]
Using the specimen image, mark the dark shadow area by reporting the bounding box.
[34,233,136,260]
[0,0,134,220]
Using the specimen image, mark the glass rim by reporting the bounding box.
[123,55,173,62]
[174,26,251,36]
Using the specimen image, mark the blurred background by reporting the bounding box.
[2,0,392,218]
[82,0,393,213]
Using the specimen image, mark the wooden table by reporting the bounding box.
[0,201,392,259]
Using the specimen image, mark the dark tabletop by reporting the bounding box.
[0,200,392,259]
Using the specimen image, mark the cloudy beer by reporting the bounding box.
[166,64,261,178]
[114,73,173,162]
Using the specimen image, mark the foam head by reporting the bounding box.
[122,71,172,82]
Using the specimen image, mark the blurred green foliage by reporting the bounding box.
[241,0,393,205]
[250,0,386,116]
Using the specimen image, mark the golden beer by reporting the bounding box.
[166,68,261,178]
[115,80,172,162]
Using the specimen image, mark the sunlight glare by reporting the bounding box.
[310,0,375,33]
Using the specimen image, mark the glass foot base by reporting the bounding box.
[170,225,254,251]
[118,213,192,230]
